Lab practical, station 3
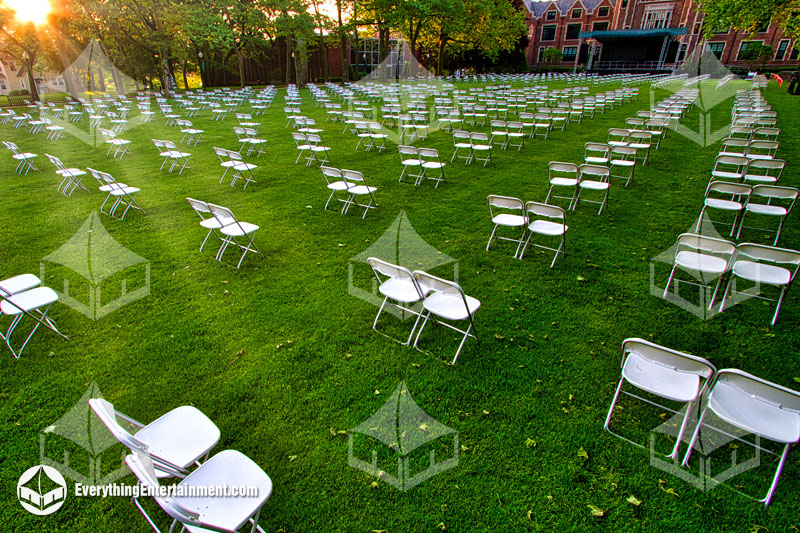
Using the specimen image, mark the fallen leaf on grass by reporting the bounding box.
[626,495,642,506]
[525,438,537,448]
[587,504,604,517]
[578,447,589,461]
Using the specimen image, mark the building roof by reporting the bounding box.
[523,0,616,18]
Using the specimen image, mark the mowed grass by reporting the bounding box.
[1,80,799,532]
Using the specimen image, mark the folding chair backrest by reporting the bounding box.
[207,203,237,226]
[715,155,748,168]
[579,164,610,181]
[488,195,524,211]
[748,140,779,157]
[321,166,342,183]
[750,184,799,204]
[292,132,307,143]
[526,201,565,220]
[88,398,148,453]
[399,145,418,157]
[471,132,489,142]
[228,150,244,162]
[342,169,364,183]
[721,138,749,153]
[585,142,609,155]
[187,197,211,215]
[676,233,736,255]
[706,181,751,197]
[549,161,578,176]
[367,257,419,292]
[611,146,636,159]
[746,159,785,179]
[735,243,800,273]
[629,131,651,143]
[413,270,465,299]
[711,369,800,417]
[244,128,258,136]
[453,130,470,143]
[45,153,64,169]
[621,338,715,380]
[163,140,177,150]
[213,146,229,159]
[307,134,323,144]
[418,147,439,159]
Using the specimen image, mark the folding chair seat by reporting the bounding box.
[0,274,41,298]
[341,169,378,218]
[227,151,258,190]
[489,120,508,150]
[682,369,800,506]
[89,398,220,479]
[520,201,567,267]
[0,285,60,358]
[604,338,715,459]
[99,128,132,158]
[451,130,473,163]
[486,195,526,258]
[743,159,785,186]
[628,131,651,165]
[711,155,748,182]
[187,198,225,252]
[126,450,272,533]
[153,140,191,174]
[398,145,423,183]
[607,128,629,147]
[88,168,144,220]
[736,185,798,245]
[719,138,749,157]
[663,233,736,310]
[3,141,39,175]
[207,204,264,269]
[575,164,611,214]
[695,181,751,237]
[545,161,579,209]
[46,153,89,196]
[584,142,610,166]
[367,258,431,345]
[746,140,778,161]
[320,166,350,211]
[412,271,480,365]
[305,134,331,167]
[470,132,492,167]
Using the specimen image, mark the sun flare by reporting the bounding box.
[3,0,51,25]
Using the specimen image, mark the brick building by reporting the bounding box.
[521,0,800,71]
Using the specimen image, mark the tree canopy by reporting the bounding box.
[699,0,800,49]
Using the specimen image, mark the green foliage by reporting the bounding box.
[543,47,564,65]
[699,0,800,51]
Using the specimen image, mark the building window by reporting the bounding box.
[642,8,672,29]
[737,41,763,60]
[790,46,799,60]
[0,80,5,90]
[566,23,582,40]
[621,0,628,7]
[572,8,582,18]
[714,25,729,34]
[593,21,609,31]
[563,46,578,61]
[598,6,609,17]
[541,25,557,41]
[705,42,725,59]
[754,19,770,33]
[546,10,556,21]
[677,43,688,62]
[538,47,546,62]
[693,23,701,35]
[18,78,25,88]
[776,40,790,60]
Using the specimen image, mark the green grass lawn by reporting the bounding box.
[1,79,799,532]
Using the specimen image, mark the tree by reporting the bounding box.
[542,47,563,66]
[699,0,800,54]
[0,9,46,100]
[739,42,774,71]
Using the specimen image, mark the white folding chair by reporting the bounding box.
[88,398,220,479]
[745,140,778,161]
[207,204,264,269]
[3,141,39,175]
[126,451,272,533]
[663,233,736,310]
[470,132,492,167]
[451,131,472,163]
[695,181,751,237]
[719,243,800,325]
[584,142,610,165]
[736,185,798,245]
[177,119,204,146]
[743,159,785,186]
[320,166,350,211]
[187,198,224,252]
[46,153,89,196]
[341,169,378,218]
[87,167,144,220]
[682,369,800,506]
[235,127,267,157]
[628,131,651,165]
[398,145,423,183]
[604,338,715,459]
[412,271,480,365]
[418,147,446,188]
[99,128,132,158]
[367,257,431,345]
[520,201,568,267]
[486,195,526,258]
[575,164,611,214]
[227,150,258,190]
[545,161,579,209]
[152,139,191,174]
[305,133,331,167]
[0,285,62,358]
[609,145,637,187]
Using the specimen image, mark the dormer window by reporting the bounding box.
[546,10,557,20]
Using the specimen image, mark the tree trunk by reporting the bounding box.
[337,0,349,82]
[437,34,447,76]
[25,61,39,101]
[235,45,246,87]
[285,38,293,86]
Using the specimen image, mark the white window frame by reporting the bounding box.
[737,40,764,61]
